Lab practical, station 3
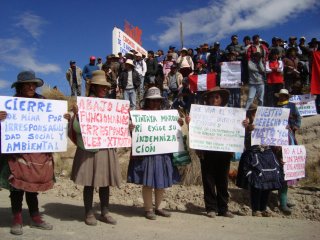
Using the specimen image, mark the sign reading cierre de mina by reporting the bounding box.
[0,96,68,153]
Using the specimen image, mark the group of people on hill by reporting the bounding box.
[66,34,320,113]
[0,33,318,236]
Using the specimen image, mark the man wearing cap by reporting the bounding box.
[168,46,178,61]
[199,43,211,64]
[66,60,82,96]
[269,37,285,59]
[247,35,269,64]
[82,56,100,96]
[134,52,147,102]
[118,59,140,110]
[225,35,245,61]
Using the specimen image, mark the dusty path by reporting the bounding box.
[0,189,319,240]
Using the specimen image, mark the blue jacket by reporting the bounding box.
[82,64,99,80]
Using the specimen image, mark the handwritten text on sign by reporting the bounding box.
[0,96,67,153]
[130,110,184,156]
[77,97,131,149]
[189,104,246,152]
[251,107,290,146]
[282,145,306,181]
[220,61,241,88]
[289,94,317,117]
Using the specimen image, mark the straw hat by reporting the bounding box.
[90,70,111,87]
[202,86,230,106]
[11,70,44,88]
[125,59,135,67]
[145,87,163,99]
[274,89,291,98]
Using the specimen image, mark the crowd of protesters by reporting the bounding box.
[66,34,320,114]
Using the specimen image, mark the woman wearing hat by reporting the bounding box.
[186,87,247,218]
[127,87,183,220]
[69,70,121,225]
[274,89,301,215]
[0,70,69,235]
[177,48,194,77]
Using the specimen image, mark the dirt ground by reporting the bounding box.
[0,188,320,240]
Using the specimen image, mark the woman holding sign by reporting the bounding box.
[0,71,66,235]
[127,87,183,220]
[186,87,246,218]
[68,70,121,226]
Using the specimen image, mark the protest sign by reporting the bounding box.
[189,104,246,152]
[282,145,306,181]
[289,94,317,116]
[130,110,184,156]
[77,97,131,149]
[251,107,290,146]
[112,27,147,56]
[220,61,241,88]
[0,96,67,153]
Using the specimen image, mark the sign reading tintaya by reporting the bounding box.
[112,27,147,56]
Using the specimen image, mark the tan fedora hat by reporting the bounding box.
[145,87,163,99]
[125,59,135,67]
[90,70,111,87]
[274,89,291,98]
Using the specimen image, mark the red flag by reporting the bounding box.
[311,51,320,94]
[188,73,216,92]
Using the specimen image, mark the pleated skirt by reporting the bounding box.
[71,147,121,187]
[127,154,180,189]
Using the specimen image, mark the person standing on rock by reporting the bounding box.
[0,70,69,235]
[127,87,183,220]
[186,87,247,218]
[68,70,121,226]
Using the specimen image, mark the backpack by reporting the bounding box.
[168,73,179,91]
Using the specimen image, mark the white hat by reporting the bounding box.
[145,87,163,99]
[136,52,142,57]
[181,47,188,52]
[274,89,291,98]
[125,59,135,67]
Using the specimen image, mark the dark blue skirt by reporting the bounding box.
[127,154,180,189]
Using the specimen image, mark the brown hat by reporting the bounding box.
[90,70,111,87]
[202,86,230,106]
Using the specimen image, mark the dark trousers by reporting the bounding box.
[10,190,39,216]
[83,186,110,215]
[250,186,270,212]
[200,152,231,214]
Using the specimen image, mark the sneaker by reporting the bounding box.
[252,211,262,217]
[206,211,216,218]
[261,210,272,217]
[155,209,171,218]
[280,206,292,215]
[145,210,157,220]
[10,213,23,235]
[218,211,234,218]
[84,214,97,226]
[30,215,53,230]
[99,214,117,225]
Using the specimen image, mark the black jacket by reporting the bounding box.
[118,69,140,90]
